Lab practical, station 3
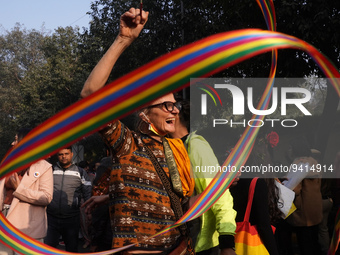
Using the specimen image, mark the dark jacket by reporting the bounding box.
[230,178,279,255]
[47,163,92,218]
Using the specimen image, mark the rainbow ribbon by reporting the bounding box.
[1,0,340,253]
[0,213,135,255]
[1,30,339,179]
[329,207,340,255]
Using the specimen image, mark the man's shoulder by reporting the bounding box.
[76,166,89,177]
[187,132,212,149]
[76,165,84,172]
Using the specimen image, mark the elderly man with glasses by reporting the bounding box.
[81,7,195,255]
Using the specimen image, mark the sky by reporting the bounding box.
[0,0,93,33]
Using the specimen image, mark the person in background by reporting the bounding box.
[0,128,53,255]
[284,137,323,255]
[313,149,333,255]
[88,157,113,252]
[44,146,92,252]
[330,151,340,255]
[170,99,237,255]
[78,160,95,249]
[78,160,89,171]
[80,8,196,254]
[79,160,96,184]
[230,138,281,255]
[90,162,99,183]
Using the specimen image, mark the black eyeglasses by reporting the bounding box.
[147,101,182,113]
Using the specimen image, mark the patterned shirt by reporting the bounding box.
[94,121,181,251]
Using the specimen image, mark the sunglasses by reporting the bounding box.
[147,101,182,113]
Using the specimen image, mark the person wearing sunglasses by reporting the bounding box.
[80,8,195,255]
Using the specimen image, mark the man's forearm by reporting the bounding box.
[80,36,134,98]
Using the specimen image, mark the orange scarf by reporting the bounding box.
[166,138,195,197]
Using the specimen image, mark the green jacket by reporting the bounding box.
[185,132,236,252]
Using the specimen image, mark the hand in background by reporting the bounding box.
[220,248,237,255]
[81,195,109,214]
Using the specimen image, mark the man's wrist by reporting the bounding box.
[219,235,235,250]
[116,34,135,46]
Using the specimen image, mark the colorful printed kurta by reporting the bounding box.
[94,121,182,251]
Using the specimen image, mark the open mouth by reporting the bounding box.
[166,118,175,124]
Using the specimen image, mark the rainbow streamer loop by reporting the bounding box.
[329,207,340,255]
[1,30,340,179]
[1,0,340,254]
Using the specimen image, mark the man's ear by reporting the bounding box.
[139,112,150,123]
